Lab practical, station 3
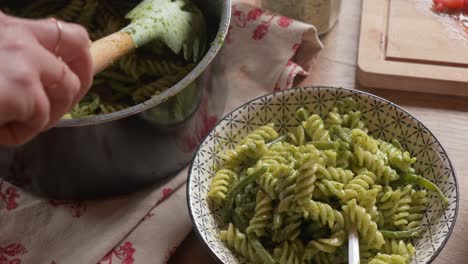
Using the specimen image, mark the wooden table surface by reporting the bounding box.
[170,0,468,263]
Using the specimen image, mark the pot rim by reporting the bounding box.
[56,0,232,128]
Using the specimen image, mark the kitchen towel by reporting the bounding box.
[0,2,323,263]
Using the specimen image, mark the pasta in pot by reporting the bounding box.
[2,0,205,118]
[207,99,448,264]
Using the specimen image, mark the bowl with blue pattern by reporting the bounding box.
[187,86,458,264]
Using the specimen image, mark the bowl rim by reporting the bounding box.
[56,0,233,127]
[186,86,460,264]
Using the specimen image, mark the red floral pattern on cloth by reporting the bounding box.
[49,200,87,218]
[247,7,264,21]
[0,243,27,264]
[0,180,20,211]
[252,15,276,40]
[274,60,309,91]
[158,188,173,204]
[227,6,296,44]
[140,187,174,222]
[98,242,135,264]
[278,16,293,28]
[232,5,247,28]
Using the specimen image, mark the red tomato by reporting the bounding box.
[433,0,466,12]
[440,0,464,8]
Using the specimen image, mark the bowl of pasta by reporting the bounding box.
[187,86,458,264]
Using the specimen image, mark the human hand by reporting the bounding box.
[0,12,93,146]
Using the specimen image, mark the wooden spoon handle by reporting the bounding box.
[90,31,136,75]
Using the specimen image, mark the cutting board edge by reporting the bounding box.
[357,64,468,97]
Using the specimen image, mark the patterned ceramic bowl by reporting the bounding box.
[187,87,459,264]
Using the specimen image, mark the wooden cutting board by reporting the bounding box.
[357,0,468,97]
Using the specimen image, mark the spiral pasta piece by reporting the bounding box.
[368,253,407,264]
[261,142,297,167]
[240,123,279,144]
[132,74,182,103]
[314,180,345,199]
[377,186,402,228]
[406,190,427,230]
[342,199,385,249]
[316,166,354,184]
[379,141,417,173]
[277,170,298,213]
[394,185,413,229]
[321,150,337,167]
[300,200,344,229]
[303,230,346,260]
[246,190,273,237]
[302,114,330,141]
[119,54,145,79]
[273,240,304,264]
[272,213,302,242]
[341,170,377,202]
[138,59,187,77]
[351,128,379,153]
[381,239,415,261]
[325,107,343,129]
[208,169,237,205]
[309,251,342,264]
[343,111,367,132]
[255,170,276,196]
[219,223,257,262]
[295,154,319,208]
[99,103,130,115]
[268,141,299,162]
[288,126,306,146]
[360,242,375,264]
[353,145,399,185]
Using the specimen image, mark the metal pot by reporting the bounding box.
[0,0,231,200]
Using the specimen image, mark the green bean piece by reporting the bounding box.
[391,139,404,151]
[248,234,276,264]
[233,208,248,232]
[337,97,358,113]
[296,108,310,122]
[400,173,449,206]
[329,125,351,143]
[310,141,338,150]
[380,227,425,239]
[222,166,268,224]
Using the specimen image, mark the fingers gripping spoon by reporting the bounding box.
[90,0,207,74]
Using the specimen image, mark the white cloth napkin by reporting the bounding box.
[0,2,322,264]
